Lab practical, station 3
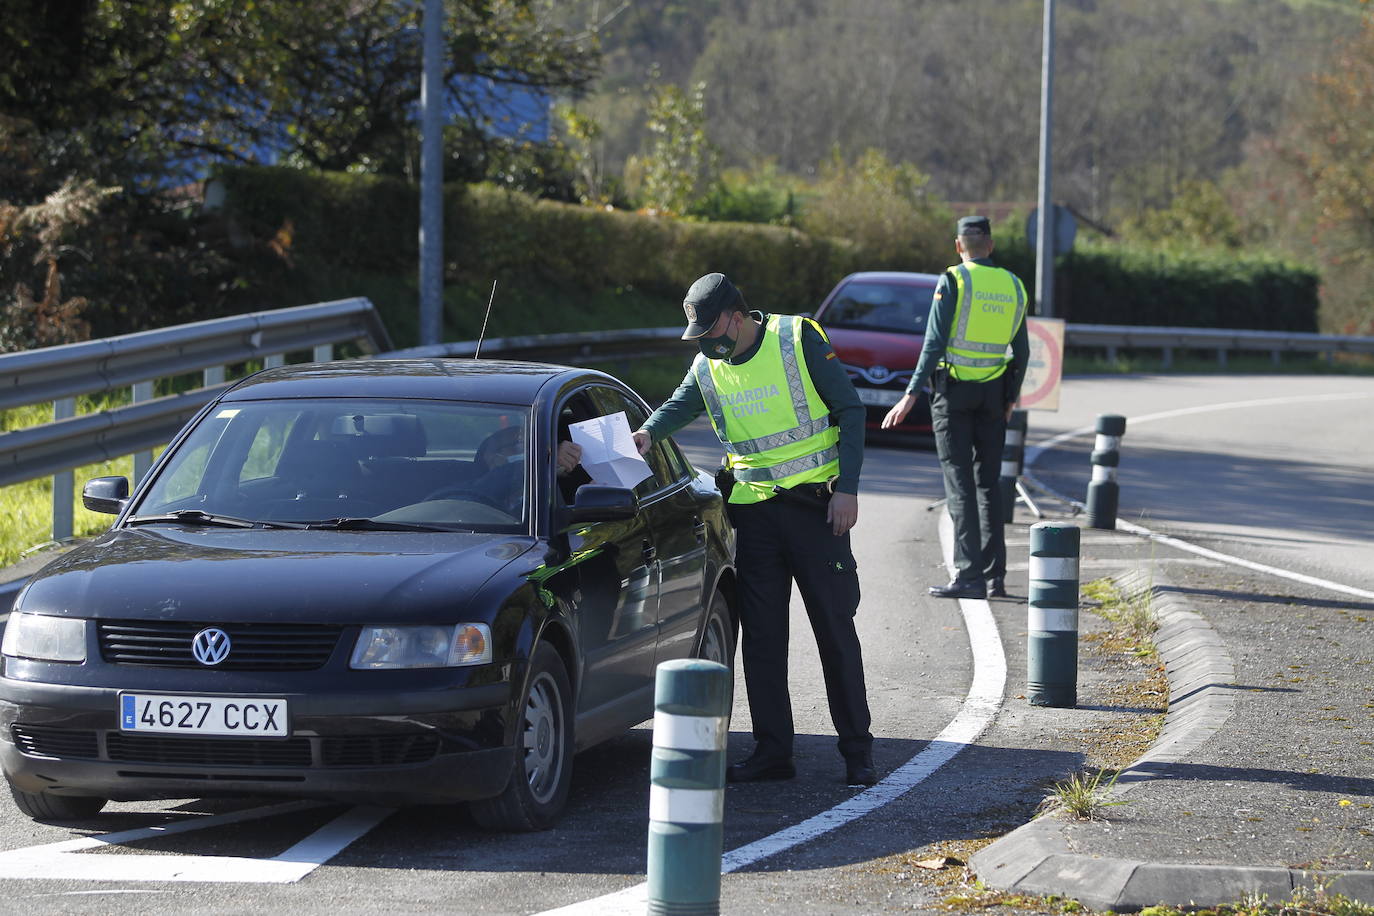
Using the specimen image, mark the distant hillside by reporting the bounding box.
[573,0,1356,225]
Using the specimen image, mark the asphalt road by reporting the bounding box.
[0,374,1368,913]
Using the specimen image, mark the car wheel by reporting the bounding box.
[8,782,106,821]
[695,586,737,669]
[470,642,573,832]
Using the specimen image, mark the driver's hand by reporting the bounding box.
[631,429,651,455]
[556,440,582,475]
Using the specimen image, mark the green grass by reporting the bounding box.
[1044,767,1127,821]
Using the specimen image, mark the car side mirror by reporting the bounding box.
[567,485,638,524]
[82,476,129,515]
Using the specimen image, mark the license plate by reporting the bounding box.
[119,694,289,737]
[855,387,902,407]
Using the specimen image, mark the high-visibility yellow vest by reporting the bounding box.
[694,314,840,505]
[941,262,1029,382]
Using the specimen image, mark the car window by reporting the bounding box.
[135,398,530,531]
[589,387,680,499]
[821,280,936,335]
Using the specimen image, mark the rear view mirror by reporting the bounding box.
[567,485,638,524]
[82,476,129,515]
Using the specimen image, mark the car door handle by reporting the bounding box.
[692,516,707,543]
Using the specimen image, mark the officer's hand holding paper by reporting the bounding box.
[568,412,653,489]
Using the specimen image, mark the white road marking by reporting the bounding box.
[1023,388,1374,602]
[0,800,392,883]
[536,508,1008,916]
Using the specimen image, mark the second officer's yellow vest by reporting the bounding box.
[942,262,1028,382]
[694,314,839,505]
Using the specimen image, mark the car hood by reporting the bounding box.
[824,327,923,369]
[18,527,540,624]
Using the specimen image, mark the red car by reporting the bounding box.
[813,271,939,435]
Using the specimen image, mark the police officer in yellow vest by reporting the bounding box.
[882,216,1030,599]
[632,273,876,786]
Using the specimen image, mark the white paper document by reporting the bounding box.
[567,412,653,490]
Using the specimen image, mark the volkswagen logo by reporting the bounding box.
[192,627,232,666]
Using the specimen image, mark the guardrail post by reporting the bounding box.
[313,344,333,363]
[204,366,225,387]
[1086,414,1126,530]
[1216,348,1227,369]
[1028,522,1079,708]
[1000,409,1028,524]
[132,380,154,484]
[51,398,76,542]
[648,658,730,916]
[1161,346,1173,369]
[265,354,286,369]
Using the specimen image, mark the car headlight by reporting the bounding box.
[350,623,492,669]
[1,612,87,663]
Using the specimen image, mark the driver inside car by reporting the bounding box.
[470,426,589,514]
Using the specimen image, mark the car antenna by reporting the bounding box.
[474,279,497,359]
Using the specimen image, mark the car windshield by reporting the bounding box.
[821,280,935,335]
[134,399,531,531]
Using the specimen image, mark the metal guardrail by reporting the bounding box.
[1067,323,1374,368]
[0,298,392,543]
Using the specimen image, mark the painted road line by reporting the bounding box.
[536,506,1008,916]
[1023,390,1374,466]
[0,800,393,883]
[1022,389,1374,602]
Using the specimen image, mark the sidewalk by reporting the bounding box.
[971,513,1374,911]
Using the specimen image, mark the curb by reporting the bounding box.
[969,566,1374,911]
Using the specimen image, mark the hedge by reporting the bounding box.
[218,166,1319,346]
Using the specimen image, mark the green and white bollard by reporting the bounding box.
[1028,523,1080,708]
[999,410,1028,524]
[1086,414,1126,530]
[647,659,731,916]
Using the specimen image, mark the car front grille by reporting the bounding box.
[11,725,100,759]
[98,621,344,670]
[10,725,442,769]
[320,735,441,767]
[106,733,313,767]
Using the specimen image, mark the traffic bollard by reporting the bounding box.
[647,659,732,916]
[1086,414,1126,530]
[1028,522,1079,708]
[1000,410,1029,524]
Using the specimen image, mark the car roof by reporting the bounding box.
[221,358,594,404]
[837,271,943,286]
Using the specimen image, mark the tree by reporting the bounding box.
[633,81,717,215]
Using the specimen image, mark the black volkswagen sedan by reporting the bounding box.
[0,360,737,831]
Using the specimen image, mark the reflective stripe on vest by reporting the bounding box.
[944,263,1027,380]
[694,316,833,456]
[696,314,840,503]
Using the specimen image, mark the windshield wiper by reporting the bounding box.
[306,517,452,532]
[126,510,306,530]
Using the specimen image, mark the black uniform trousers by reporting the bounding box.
[731,493,873,762]
[930,373,1008,584]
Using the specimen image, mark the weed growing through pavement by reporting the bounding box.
[1043,767,1127,821]
[1081,577,1158,658]
[1137,884,1374,916]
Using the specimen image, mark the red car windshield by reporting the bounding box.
[821,281,935,335]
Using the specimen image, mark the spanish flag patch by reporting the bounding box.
[825,351,837,359]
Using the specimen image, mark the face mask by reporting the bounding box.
[697,314,739,360]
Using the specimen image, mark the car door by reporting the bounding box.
[589,388,708,666]
[554,389,660,721]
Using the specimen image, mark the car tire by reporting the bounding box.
[695,586,737,669]
[8,782,107,821]
[470,642,573,832]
